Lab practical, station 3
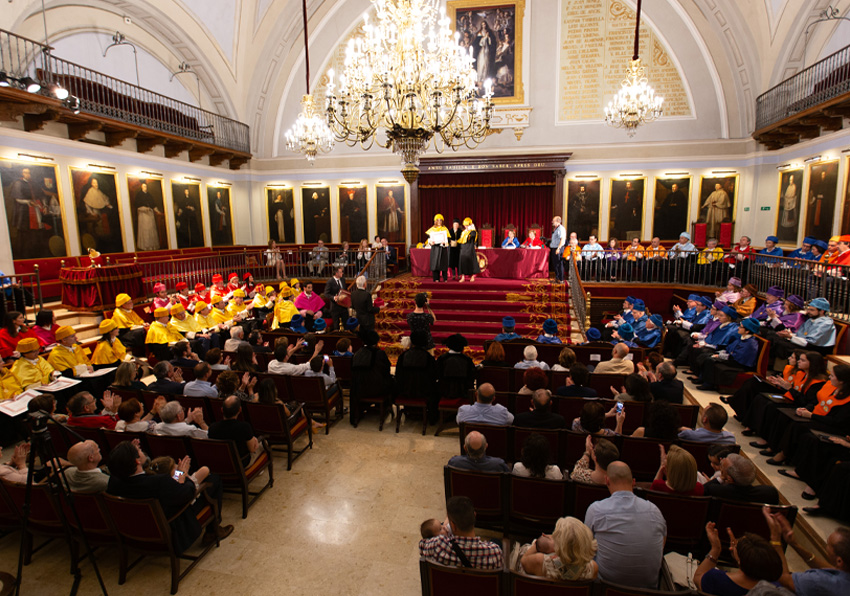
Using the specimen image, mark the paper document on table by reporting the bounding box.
[42,377,82,391]
[78,367,117,378]
[0,389,42,417]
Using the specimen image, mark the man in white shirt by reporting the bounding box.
[155,400,208,439]
[514,345,550,370]
[223,326,248,352]
[183,362,219,398]
[267,338,324,375]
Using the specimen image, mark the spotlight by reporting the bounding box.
[21,76,41,93]
[64,95,80,114]
[0,71,9,87]
[49,83,69,100]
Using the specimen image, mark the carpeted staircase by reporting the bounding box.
[375,275,571,359]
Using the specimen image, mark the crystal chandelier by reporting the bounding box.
[325,0,494,183]
[285,0,334,162]
[604,0,663,136]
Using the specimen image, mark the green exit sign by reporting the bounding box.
[744,207,750,212]
[760,206,771,211]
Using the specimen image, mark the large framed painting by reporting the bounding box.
[775,168,803,245]
[69,167,124,255]
[266,187,295,244]
[842,158,850,236]
[170,181,205,248]
[608,178,645,241]
[447,0,525,104]
[804,160,839,240]
[301,187,331,243]
[338,186,368,243]
[0,158,68,259]
[698,175,738,242]
[653,177,691,241]
[376,184,406,243]
[127,175,168,251]
[207,186,234,246]
[566,178,600,240]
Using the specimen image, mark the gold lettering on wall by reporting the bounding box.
[557,0,691,122]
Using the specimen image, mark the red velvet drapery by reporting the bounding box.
[418,171,556,239]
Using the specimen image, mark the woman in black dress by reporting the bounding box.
[406,292,436,351]
[458,217,481,283]
[448,219,463,281]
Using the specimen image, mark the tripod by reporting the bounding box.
[13,412,109,596]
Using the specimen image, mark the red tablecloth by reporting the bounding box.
[410,248,549,279]
[60,264,145,311]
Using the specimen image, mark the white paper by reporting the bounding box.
[74,364,89,376]
[429,230,448,245]
[78,367,117,378]
[41,377,82,391]
[589,354,601,362]
[624,354,634,361]
[0,389,42,417]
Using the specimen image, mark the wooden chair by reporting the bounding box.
[597,580,692,596]
[108,387,141,404]
[505,475,570,539]
[458,423,510,462]
[144,434,191,461]
[678,441,740,477]
[443,466,506,531]
[394,393,429,435]
[419,559,505,596]
[188,438,274,519]
[101,493,219,595]
[174,395,212,423]
[3,480,71,567]
[0,481,22,536]
[550,370,570,390]
[253,373,293,402]
[512,427,560,465]
[559,430,592,470]
[65,425,108,454]
[508,572,594,596]
[618,435,675,482]
[477,367,512,393]
[59,491,119,553]
[46,421,73,459]
[718,335,770,393]
[572,480,612,522]
[709,498,798,561]
[288,375,344,434]
[243,401,313,470]
[635,488,712,555]
[587,374,627,396]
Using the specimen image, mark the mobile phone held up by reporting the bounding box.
[173,470,184,481]
[323,355,329,362]
[616,402,624,413]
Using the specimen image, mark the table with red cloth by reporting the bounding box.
[60,264,145,311]
[410,247,549,279]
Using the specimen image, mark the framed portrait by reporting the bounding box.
[697,175,738,242]
[0,158,68,259]
[266,187,295,244]
[207,186,234,246]
[841,157,850,236]
[338,186,369,243]
[376,184,406,243]
[566,179,600,240]
[775,169,804,245]
[69,167,124,255]
[170,181,205,248]
[301,187,331,243]
[608,178,645,241]
[653,177,691,241]
[804,160,839,240]
[127,175,169,252]
[447,0,525,104]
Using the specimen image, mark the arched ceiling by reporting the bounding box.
[2,0,847,161]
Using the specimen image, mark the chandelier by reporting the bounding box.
[604,0,663,136]
[325,0,494,183]
[285,0,335,162]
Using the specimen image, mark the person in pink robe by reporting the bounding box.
[294,282,325,319]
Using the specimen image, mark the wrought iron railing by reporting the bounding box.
[755,43,850,131]
[573,248,850,323]
[568,257,589,339]
[1,268,44,314]
[0,28,250,154]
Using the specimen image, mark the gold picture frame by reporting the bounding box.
[375,183,407,244]
[841,156,850,236]
[803,159,840,241]
[566,178,600,240]
[652,176,692,241]
[447,0,525,105]
[608,177,646,241]
[127,174,171,252]
[266,187,296,244]
[69,166,126,255]
[775,168,804,247]
[698,175,738,244]
[0,157,70,259]
[170,179,207,249]
[206,184,235,247]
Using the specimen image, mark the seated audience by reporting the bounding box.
[698,445,734,484]
[515,345,550,370]
[47,326,93,376]
[612,372,653,403]
[31,309,59,347]
[572,400,623,436]
[494,316,520,342]
[457,383,513,425]
[267,339,322,375]
[514,389,565,429]
[537,318,562,344]
[183,362,218,397]
[651,445,704,496]
[208,396,260,466]
[332,337,353,357]
[204,347,231,371]
[517,516,599,581]
[111,361,146,391]
[215,370,256,401]
[170,341,200,368]
[419,496,503,569]
[350,330,394,425]
[10,336,55,387]
[703,454,779,504]
[678,403,736,444]
[247,330,271,353]
[635,314,663,348]
[155,400,208,439]
[769,514,850,595]
[480,341,511,368]
[593,343,635,374]
[91,319,128,367]
[256,377,324,431]
[436,333,476,404]
[231,343,259,373]
[146,361,186,395]
[585,462,667,588]
[116,396,164,432]
[649,361,685,404]
[551,347,577,372]
[632,400,682,441]
[64,440,109,493]
[447,431,510,473]
[223,326,249,352]
[570,436,619,484]
[696,316,761,391]
[554,363,597,397]
[0,444,29,483]
[512,433,563,479]
[305,355,339,394]
[732,284,758,318]
[518,366,549,395]
[772,298,836,359]
[66,391,118,429]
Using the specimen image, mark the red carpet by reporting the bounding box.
[376,275,571,359]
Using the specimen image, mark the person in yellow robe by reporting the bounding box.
[91,319,127,367]
[170,303,217,356]
[47,326,93,376]
[145,307,184,360]
[209,296,234,329]
[11,337,55,388]
[272,286,299,330]
[227,289,251,319]
[194,301,222,333]
[111,293,149,354]
[1,367,22,400]
[290,278,302,298]
[425,214,450,282]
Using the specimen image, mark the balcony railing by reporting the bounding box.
[755,43,850,131]
[0,28,249,154]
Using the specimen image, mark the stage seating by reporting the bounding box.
[483,342,653,373]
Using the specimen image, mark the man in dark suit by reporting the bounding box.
[322,266,348,332]
[514,389,566,429]
[649,362,685,404]
[702,453,779,504]
[106,440,232,553]
[146,361,186,395]
[351,275,380,333]
[380,238,397,266]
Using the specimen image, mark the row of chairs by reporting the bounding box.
[482,341,652,371]
[478,368,628,395]
[443,466,797,556]
[457,423,738,481]
[0,477,219,595]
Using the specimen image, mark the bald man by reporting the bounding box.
[456,383,513,425]
[64,440,109,493]
[585,462,667,588]
[447,430,509,473]
[593,343,635,375]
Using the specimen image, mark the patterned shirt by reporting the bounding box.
[419,534,503,570]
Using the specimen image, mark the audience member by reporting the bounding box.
[395,330,438,424]
[170,341,200,368]
[305,355,339,394]
[514,389,565,429]
[593,344,635,374]
[332,337,353,357]
[572,400,623,436]
[183,362,218,397]
[518,516,599,581]
[0,444,29,483]
[703,454,779,503]
[436,333,477,404]
[66,391,118,430]
[208,396,260,466]
[267,338,322,375]
[651,445,704,496]
[518,366,549,395]
[457,383,513,425]
[515,345,550,370]
[769,514,850,595]
[447,431,510,473]
[570,436,619,484]
[554,363,597,397]
[512,433,563,479]
[147,361,186,395]
[494,316,520,342]
[231,343,259,373]
[418,496,503,569]
[111,361,146,391]
[537,318,562,344]
[632,400,682,441]
[223,326,249,352]
[678,403,735,444]
[551,347,577,372]
[480,341,511,367]
[612,372,653,402]
[64,440,109,493]
[350,330,393,426]
[155,400,208,439]
[204,347,231,371]
[649,362,685,403]
[772,298,836,358]
[116,397,164,432]
[215,370,255,401]
[585,462,667,588]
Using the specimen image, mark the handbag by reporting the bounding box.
[336,289,352,308]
